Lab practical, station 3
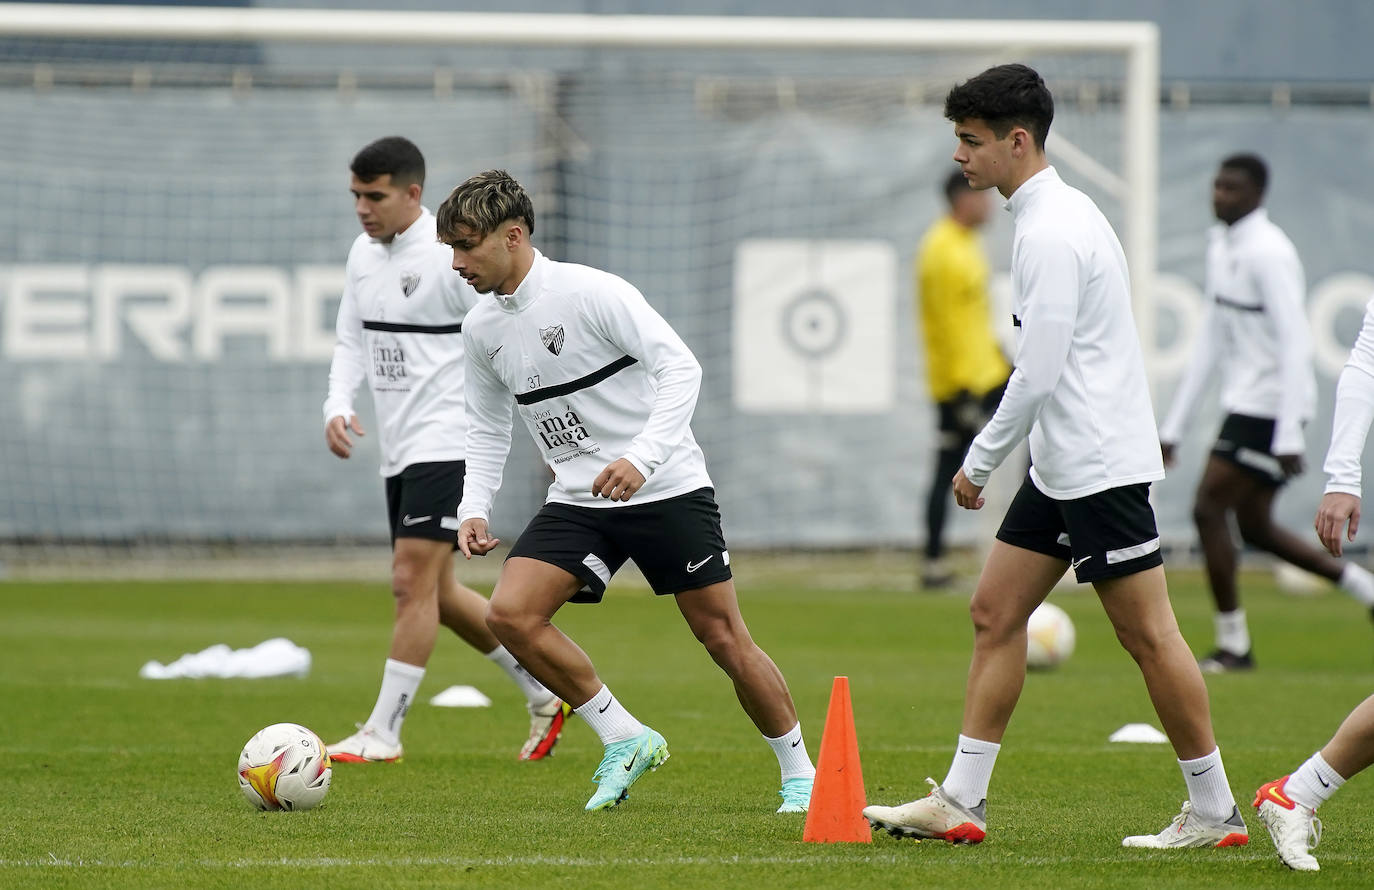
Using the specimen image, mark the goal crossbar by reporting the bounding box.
[0,3,1159,358]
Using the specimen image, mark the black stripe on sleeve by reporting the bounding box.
[1214,296,1264,313]
[362,320,463,334]
[1012,314,1022,327]
[515,355,639,406]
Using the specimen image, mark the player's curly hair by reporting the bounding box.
[944,63,1054,150]
[435,169,536,243]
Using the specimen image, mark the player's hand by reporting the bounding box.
[1160,441,1176,468]
[592,458,645,502]
[1315,492,1361,557]
[1278,453,1305,478]
[952,468,985,510]
[325,414,365,459]
[457,518,500,559]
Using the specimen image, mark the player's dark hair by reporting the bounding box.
[1220,153,1269,194]
[435,169,536,242]
[943,168,973,205]
[350,136,426,188]
[944,63,1054,150]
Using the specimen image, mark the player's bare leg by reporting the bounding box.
[387,536,452,664]
[330,537,448,763]
[485,556,602,705]
[1095,566,1215,759]
[1255,695,1374,870]
[674,580,797,736]
[1103,565,1248,848]
[1191,457,1247,613]
[437,559,568,760]
[1235,485,1353,582]
[487,556,668,809]
[675,580,815,811]
[865,542,1065,843]
[960,541,1068,741]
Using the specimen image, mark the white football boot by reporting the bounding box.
[520,698,572,761]
[1121,800,1249,848]
[327,725,403,764]
[1254,776,1322,872]
[863,778,987,844]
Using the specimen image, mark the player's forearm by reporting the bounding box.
[624,354,701,476]
[1269,287,1315,455]
[323,345,367,422]
[1324,364,1374,496]
[1157,308,1218,444]
[962,365,1047,485]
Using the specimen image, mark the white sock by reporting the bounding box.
[1178,747,1237,822]
[574,685,645,745]
[1338,564,1374,607]
[364,658,425,743]
[763,722,816,782]
[1214,609,1251,656]
[485,645,556,707]
[942,734,1000,809]
[1284,751,1346,810]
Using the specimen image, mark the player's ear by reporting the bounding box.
[406,182,423,203]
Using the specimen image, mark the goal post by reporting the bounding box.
[0,5,1159,556]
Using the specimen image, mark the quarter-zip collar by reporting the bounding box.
[1004,165,1060,220]
[375,207,433,251]
[1222,206,1269,243]
[493,249,547,314]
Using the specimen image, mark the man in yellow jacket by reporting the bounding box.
[917,169,1010,588]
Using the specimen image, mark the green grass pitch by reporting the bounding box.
[3,566,1372,888]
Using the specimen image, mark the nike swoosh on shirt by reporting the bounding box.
[401,514,432,526]
[486,345,503,359]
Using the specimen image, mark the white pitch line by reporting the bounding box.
[1,849,1294,869]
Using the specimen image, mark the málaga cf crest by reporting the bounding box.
[400,272,421,297]
[540,324,565,355]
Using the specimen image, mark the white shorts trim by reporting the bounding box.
[582,553,612,586]
[1105,536,1161,565]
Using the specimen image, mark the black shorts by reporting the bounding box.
[995,478,1163,583]
[384,460,464,546]
[506,487,733,603]
[1211,413,1286,487]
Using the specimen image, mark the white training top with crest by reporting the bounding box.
[323,207,481,477]
[458,250,712,523]
[962,166,1164,500]
[1157,207,1316,456]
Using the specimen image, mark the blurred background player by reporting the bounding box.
[864,64,1247,850]
[1158,153,1374,673]
[916,169,1009,590]
[438,170,816,814]
[323,137,568,764]
[1254,295,1374,872]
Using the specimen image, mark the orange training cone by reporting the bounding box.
[802,675,871,843]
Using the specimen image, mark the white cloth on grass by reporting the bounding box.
[139,638,311,679]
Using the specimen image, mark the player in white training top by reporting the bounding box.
[1252,296,1374,872]
[322,138,567,765]
[1158,154,1374,673]
[863,64,1248,851]
[435,169,816,814]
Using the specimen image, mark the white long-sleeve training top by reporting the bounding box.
[458,250,713,523]
[323,208,480,477]
[1324,297,1374,497]
[1157,208,1316,455]
[962,166,1164,500]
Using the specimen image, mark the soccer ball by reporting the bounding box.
[237,723,332,811]
[1026,601,1075,669]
